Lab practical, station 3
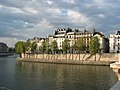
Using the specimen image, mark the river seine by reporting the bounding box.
[0,56,117,90]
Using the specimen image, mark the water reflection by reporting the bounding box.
[16,62,117,90]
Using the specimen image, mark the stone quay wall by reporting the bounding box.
[21,53,119,62]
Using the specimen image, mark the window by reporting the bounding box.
[113,46,115,49]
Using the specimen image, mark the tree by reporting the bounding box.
[89,37,100,61]
[25,41,31,53]
[51,40,58,54]
[15,41,26,57]
[62,39,70,60]
[41,41,47,53]
[46,41,51,54]
[62,39,70,54]
[51,40,58,59]
[41,40,47,59]
[9,47,15,52]
[75,38,86,60]
[30,42,37,53]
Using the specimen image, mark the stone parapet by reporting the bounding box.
[20,53,119,62]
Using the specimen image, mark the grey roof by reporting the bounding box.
[116,31,120,35]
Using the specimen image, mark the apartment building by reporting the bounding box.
[48,28,108,53]
[27,37,45,51]
[109,31,120,53]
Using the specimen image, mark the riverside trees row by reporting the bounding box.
[15,37,100,61]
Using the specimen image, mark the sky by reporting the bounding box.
[0,0,120,47]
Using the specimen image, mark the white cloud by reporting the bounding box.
[47,8,62,16]
[97,14,105,18]
[0,0,120,47]
[93,0,118,9]
[63,0,75,4]
[22,7,38,14]
[11,7,25,14]
[67,10,90,24]
[46,0,54,5]
[13,19,55,39]
[0,4,3,8]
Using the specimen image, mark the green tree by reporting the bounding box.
[44,39,51,54]
[89,37,100,61]
[62,39,70,60]
[25,41,31,52]
[30,42,37,53]
[75,38,86,60]
[51,40,58,54]
[41,41,47,53]
[9,47,15,52]
[51,40,58,59]
[41,40,47,59]
[62,39,70,54]
[15,41,26,57]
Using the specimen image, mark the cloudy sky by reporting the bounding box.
[0,0,120,47]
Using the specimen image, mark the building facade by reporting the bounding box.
[48,28,108,53]
[109,31,120,53]
[27,37,45,52]
[0,43,9,52]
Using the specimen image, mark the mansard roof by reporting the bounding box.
[93,32,104,37]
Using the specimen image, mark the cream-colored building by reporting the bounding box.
[27,37,45,51]
[48,28,109,53]
[109,31,120,53]
[93,32,109,53]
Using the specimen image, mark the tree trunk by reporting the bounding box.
[20,53,22,58]
[95,54,96,61]
[75,54,78,60]
[66,51,67,60]
[82,53,86,61]
[79,52,80,61]
[72,53,73,60]
[43,53,44,59]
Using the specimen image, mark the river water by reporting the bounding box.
[0,56,117,90]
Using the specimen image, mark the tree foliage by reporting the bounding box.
[30,42,37,53]
[15,41,26,54]
[41,40,47,53]
[75,38,86,53]
[89,37,100,55]
[25,41,31,52]
[45,40,51,54]
[62,39,70,54]
[51,40,58,53]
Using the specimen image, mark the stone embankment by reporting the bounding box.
[17,53,119,66]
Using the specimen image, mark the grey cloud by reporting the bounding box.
[0,0,120,47]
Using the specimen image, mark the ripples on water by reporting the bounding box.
[0,57,118,90]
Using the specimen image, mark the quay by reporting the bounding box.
[17,53,119,66]
[17,57,114,66]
